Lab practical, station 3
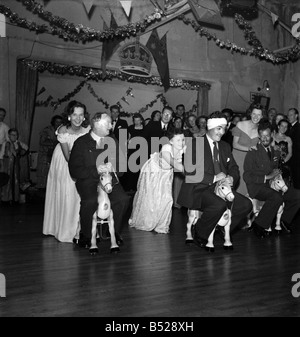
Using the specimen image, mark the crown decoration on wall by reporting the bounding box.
[119,37,153,77]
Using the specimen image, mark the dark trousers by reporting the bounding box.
[195,187,252,240]
[253,185,300,228]
[76,179,130,239]
[291,159,300,189]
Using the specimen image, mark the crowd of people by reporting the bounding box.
[0,108,29,204]
[1,100,300,254]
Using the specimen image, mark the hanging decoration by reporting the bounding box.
[146,29,170,90]
[101,12,122,78]
[0,0,164,43]
[126,87,134,97]
[179,13,300,64]
[1,2,299,64]
[119,37,153,77]
[35,82,169,118]
[120,1,132,18]
[36,95,53,107]
[86,83,110,109]
[50,78,89,110]
[22,58,211,90]
[271,12,279,26]
[82,0,95,16]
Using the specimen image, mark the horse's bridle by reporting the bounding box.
[271,178,288,193]
[216,184,233,201]
[98,171,119,192]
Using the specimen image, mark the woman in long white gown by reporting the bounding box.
[42,101,90,243]
[129,128,185,234]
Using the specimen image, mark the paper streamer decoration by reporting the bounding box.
[120,1,132,17]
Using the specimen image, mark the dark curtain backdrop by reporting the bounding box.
[16,59,38,183]
[197,86,209,116]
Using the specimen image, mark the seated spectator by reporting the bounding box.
[175,104,186,120]
[1,128,29,204]
[36,115,63,190]
[185,114,201,138]
[232,114,241,126]
[110,105,128,142]
[150,110,161,122]
[172,116,184,130]
[195,115,207,137]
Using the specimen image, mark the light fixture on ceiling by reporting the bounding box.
[257,80,270,92]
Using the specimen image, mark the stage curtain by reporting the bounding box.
[197,85,209,116]
[15,59,38,183]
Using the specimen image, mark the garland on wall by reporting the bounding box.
[36,80,169,117]
[23,58,211,90]
[179,13,300,64]
[1,2,299,63]
[0,0,164,43]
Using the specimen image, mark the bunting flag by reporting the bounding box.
[271,12,279,25]
[120,1,132,18]
[187,0,224,30]
[82,0,95,15]
[146,29,170,91]
[0,14,6,37]
[101,13,121,79]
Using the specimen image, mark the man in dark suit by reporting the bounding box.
[287,108,300,189]
[144,106,174,156]
[244,119,300,238]
[69,112,130,249]
[221,108,234,150]
[178,111,252,251]
[110,105,128,142]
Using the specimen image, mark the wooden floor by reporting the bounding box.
[0,192,300,317]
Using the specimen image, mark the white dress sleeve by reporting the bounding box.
[57,133,69,144]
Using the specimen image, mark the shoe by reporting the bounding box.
[76,234,91,248]
[280,220,292,234]
[252,222,266,239]
[205,246,215,253]
[89,247,99,255]
[224,245,234,251]
[264,230,272,237]
[115,233,124,246]
[193,234,207,249]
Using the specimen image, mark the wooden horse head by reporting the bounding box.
[214,180,235,202]
[98,170,113,194]
[270,174,288,194]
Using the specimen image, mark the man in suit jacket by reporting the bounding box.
[144,106,174,156]
[110,105,128,142]
[244,119,300,238]
[69,112,130,248]
[178,111,252,250]
[221,108,234,150]
[287,108,300,189]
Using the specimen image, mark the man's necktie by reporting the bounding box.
[162,124,167,135]
[213,141,221,175]
[97,137,104,149]
[267,147,272,160]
